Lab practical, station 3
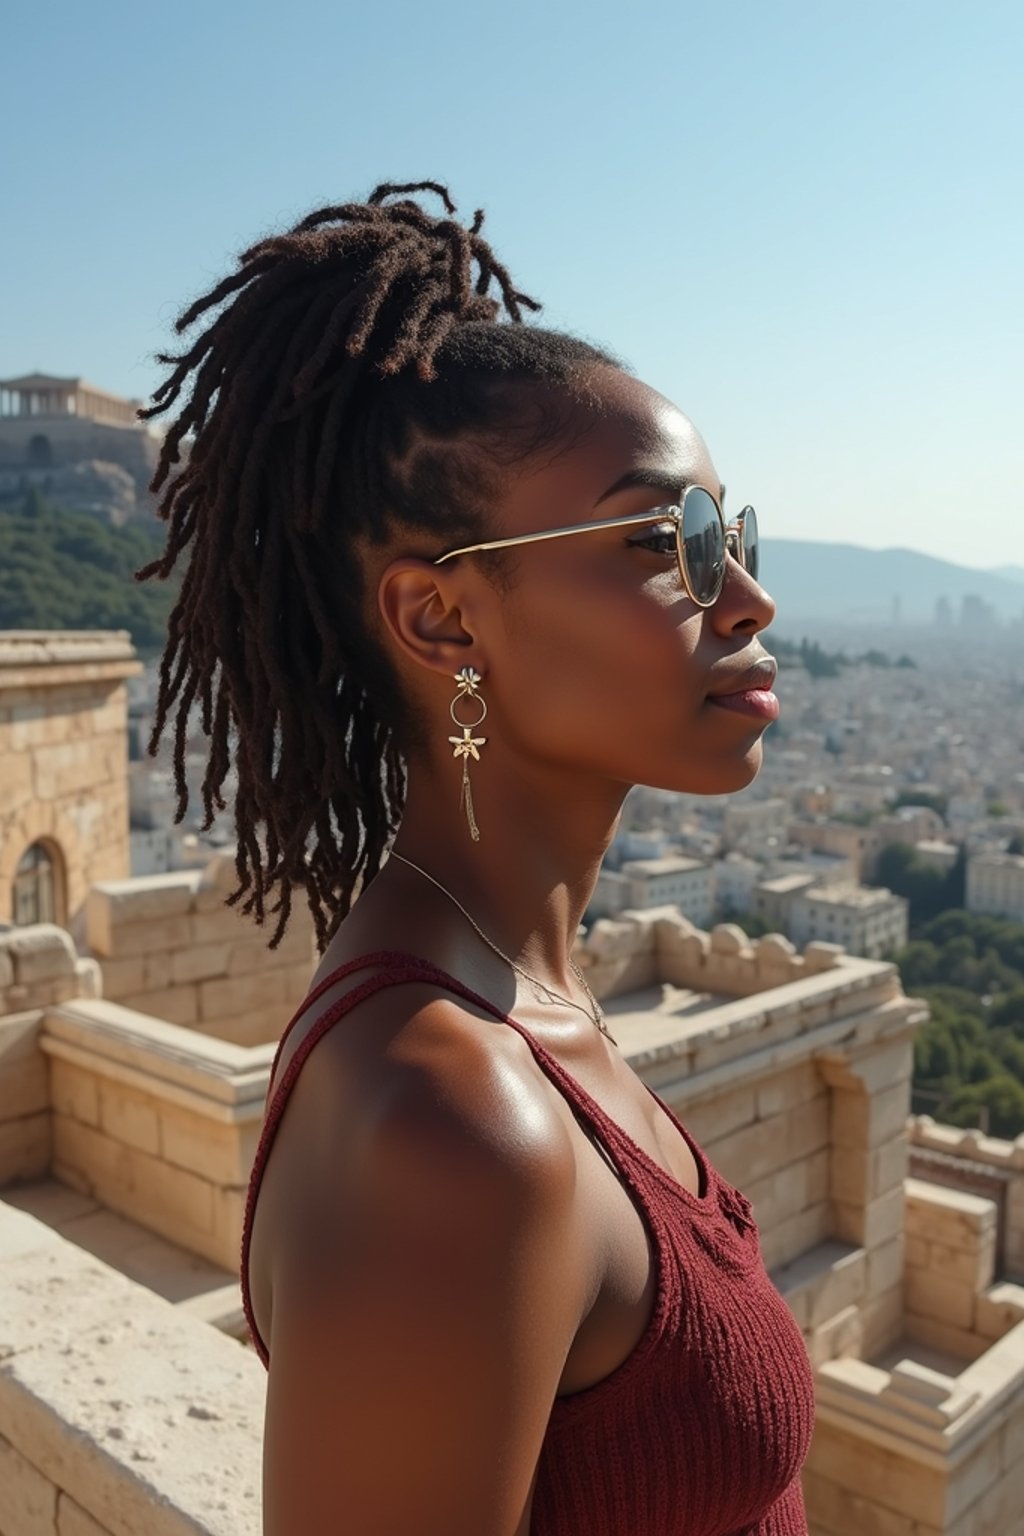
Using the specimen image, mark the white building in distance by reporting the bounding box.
[966,852,1024,923]
[591,856,713,927]
[722,796,789,853]
[789,883,909,959]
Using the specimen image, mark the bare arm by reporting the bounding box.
[259,991,590,1536]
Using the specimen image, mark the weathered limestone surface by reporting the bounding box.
[86,852,316,1046]
[589,910,923,1328]
[10,894,1024,1533]
[909,1113,1024,1282]
[0,924,271,1268]
[0,1200,263,1536]
[0,1012,51,1185]
[0,632,139,932]
[809,1320,1024,1534]
[903,1179,999,1362]
[41,996,271,1269]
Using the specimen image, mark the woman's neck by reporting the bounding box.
[386,760,627,992]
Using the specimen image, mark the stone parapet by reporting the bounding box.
[40,997,273,1269]
[0,926,103,1190]
[904,1179,999,1361]
[85,852,316,1045]
[0,631,140,691]
[909,1114,1024,1282]
[0,1011,51,1187]
[577,906,856,1001]
[604,931,923,1297]
[0,1199,263,1536]
[807,1320,1024,1534]
[0,924,101,1013]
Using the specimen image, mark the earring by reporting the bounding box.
[448,666,488,841]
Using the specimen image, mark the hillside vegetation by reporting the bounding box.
[0,490,178,654]
[899,911,1024,1137]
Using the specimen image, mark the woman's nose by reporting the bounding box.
[710,554,776,636]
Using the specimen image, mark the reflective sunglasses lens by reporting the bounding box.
[680,488,725,604]
[740,505,759,582]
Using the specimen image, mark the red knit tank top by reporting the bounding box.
[241,952,816,1535]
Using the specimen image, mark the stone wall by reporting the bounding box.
[0,923,272,1271]
[905,1179,1024,1360]
[808,1321,1024,1534]
[687,1060,832,1278]
[11,896,1024,1533]
[0,926,101,1186]
[0,1200,263,1536]
[85,853,316,1045]
[578,907,926,1370]
[0,632,140,934]
[43,997,271,1270]
[909,1115,1024,1281]
[0,1013,50,1188]
[578,906,849,1001]
[804,1182,1024,1533]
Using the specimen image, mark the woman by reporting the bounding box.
[139,182,815,1535]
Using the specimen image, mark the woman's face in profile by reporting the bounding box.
[464,364,779,798]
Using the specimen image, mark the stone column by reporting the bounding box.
[817,1021,920,1358]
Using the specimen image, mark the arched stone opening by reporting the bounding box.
[12,839,65,926]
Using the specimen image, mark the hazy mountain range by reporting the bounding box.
[763,540,1024,623]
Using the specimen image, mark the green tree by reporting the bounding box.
[897,910,1024,1139]
[0,493,176,654]
[875,841,955,926]
[990,988,1024,1037]
[943,1075,1024,1138]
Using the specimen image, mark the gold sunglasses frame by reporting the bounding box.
[431,489,758,610]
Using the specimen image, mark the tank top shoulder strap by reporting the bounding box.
[262,948,630,1147]
[241,949,682,1367]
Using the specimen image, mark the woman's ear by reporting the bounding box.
[377,557,486,680]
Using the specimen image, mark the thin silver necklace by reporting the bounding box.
[387,848,616,1043]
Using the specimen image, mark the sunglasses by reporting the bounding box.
[431,486,759,609]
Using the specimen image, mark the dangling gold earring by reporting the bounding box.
[448,665,487,841]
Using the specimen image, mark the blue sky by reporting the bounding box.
[2,0,1021,568]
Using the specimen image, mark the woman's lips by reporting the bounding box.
[708,688,780,721]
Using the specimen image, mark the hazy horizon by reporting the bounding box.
[3,0,1022,570]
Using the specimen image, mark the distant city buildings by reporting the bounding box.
[591,855,714,927]
[967,853,1024,923]
[960,593,997,630]
[588,631,1024,961]
[789,882,909,959]
[722,796,789,853]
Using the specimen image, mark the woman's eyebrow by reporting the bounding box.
[594,469,686,505]
[594,469,727,506]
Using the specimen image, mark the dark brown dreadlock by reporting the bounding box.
[136,181,616,951]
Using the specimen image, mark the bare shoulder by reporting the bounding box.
[253,977,584,1293]
[253,981,593,1535]
[264,971,576,1181]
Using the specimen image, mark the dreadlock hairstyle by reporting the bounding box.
[136,181,617,952]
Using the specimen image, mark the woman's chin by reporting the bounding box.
[647,743,765,797]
